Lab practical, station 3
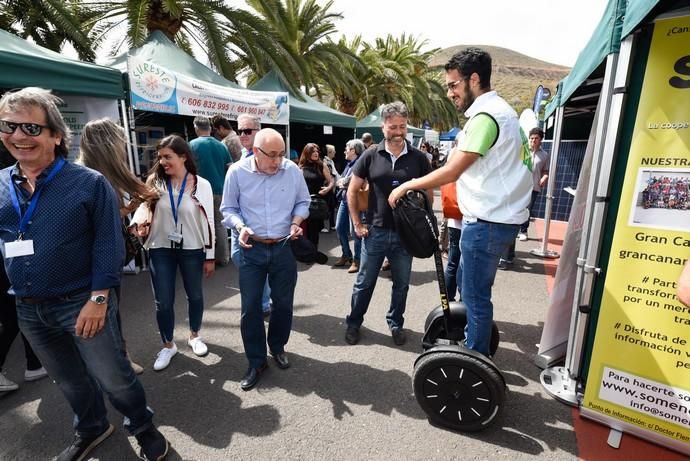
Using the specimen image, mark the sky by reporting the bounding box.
[227,0,609,68]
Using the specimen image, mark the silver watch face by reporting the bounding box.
[91,294,107,304]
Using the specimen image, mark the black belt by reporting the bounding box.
[476,218,518,226]
[17,291,86,305]
[251,237,282,245]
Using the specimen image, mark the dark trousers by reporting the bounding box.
[0,267,41,372]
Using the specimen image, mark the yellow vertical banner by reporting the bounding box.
[582,15,690,452]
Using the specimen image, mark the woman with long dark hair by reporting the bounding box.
[298,143,333,249]
[77,118,158,375]
[131,135,215,371]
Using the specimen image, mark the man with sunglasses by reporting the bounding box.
[220,128,310,391]
[388,48,533,358]
[237,114,261,158]
[0,88,169,461]
[229,114,272,318]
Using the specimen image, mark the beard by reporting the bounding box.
[455,86,475,113]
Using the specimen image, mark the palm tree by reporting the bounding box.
[242,0,360,98]
[0,0,96,61]
[327,34,457,130]
[86,0,272,81]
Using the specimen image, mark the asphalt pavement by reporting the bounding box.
[0,215,578,460]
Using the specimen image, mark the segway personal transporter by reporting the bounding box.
[393,190,506,432]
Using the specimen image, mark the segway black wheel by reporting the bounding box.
[413,350,505,432]
[422,302,500,357]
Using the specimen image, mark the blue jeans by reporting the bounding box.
[444,226,461,301]
[335,201,361,260]
[239,242,297,368]
[460,219,519,356]
[347,226,413,330]
[231,231,271,311]
[148,248,205,343]
[16,291,153,436]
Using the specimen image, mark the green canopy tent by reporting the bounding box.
[108,31,290,174]
[0,29,124,99]
[0,29,126,162]
[355,106,426,145]
[108,30,241,90]
[251,70,355,166]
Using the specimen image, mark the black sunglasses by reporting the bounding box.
[0,120,50,137]
[238,128,257,136]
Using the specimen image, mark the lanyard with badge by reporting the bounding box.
[166,173,187,249]
[6,157,66,257]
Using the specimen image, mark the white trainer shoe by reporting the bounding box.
[188,336,208,357]
[24,367,48,382]
[518,232,528,241]
[0,372,19,391]
[153,344,178,371]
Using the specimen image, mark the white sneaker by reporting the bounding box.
[0,372,19,391]
[153,344,177,371]
[24,367,48,382]
[518,232,528,241]
[188,336,208,357]
[320,228,329,233]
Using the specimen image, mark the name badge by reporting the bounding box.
[168,232,183,243]
[5,239,35,257]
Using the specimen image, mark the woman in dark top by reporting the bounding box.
[299,143,334,249]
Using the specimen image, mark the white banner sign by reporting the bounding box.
[127,56,289,125]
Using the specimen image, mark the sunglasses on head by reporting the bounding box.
[238,128,257,136]
[0,120,50,137]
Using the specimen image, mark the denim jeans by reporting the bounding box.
[444,226,462,301]
[520,190,540,233]
[347,226,413,330]
[239,242,297,368]
[16,291,153,436]
[335,201,361,261]
[148,248,205,343]
[231,231,271,311]
[460,219,519,356]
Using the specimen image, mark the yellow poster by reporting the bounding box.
[582,15,690,449]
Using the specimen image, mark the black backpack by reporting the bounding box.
[392,190,439,258]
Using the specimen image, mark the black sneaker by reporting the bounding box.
[345,326,360,345]
[56,424,114,461]
[135,426,169,461]
[391,328,406,346]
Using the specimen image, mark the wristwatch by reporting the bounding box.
[90,294,108,305]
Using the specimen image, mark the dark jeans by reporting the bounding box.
[444,226,462,301]
[0,265,42,371]
[335,201,361,260]
[148,248,206,344]
[347,226,413,330]
[17,291,153,436]
[239,242,297,368]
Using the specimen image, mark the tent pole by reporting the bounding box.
[540,44,631,404]
[120,100,135,173]
[530,105,563,259]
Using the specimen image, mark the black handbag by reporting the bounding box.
[308,194,329,221]
[122,222,144,264]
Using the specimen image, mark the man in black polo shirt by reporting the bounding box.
[344,101,431,345]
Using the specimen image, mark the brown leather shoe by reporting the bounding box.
[348,260,359,273]
[333,256,352,267]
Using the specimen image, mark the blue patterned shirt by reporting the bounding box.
[0,160,124,297]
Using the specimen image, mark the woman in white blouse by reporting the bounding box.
[132,135,215,371]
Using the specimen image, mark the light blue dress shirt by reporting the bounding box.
[220,156,310,239]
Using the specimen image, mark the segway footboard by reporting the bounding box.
[413,345,506,432]
[422,302,500,357]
